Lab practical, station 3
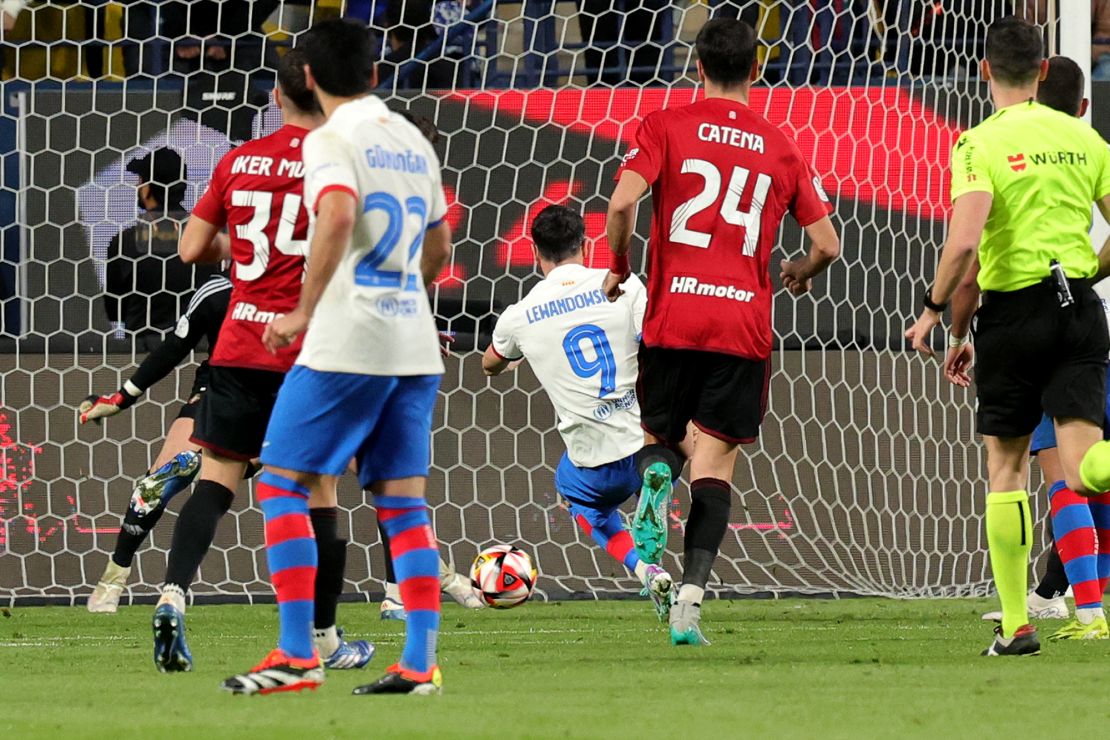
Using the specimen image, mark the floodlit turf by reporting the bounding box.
[2,598,1109,739]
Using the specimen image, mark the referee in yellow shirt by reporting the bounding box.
[906,16,1110,656]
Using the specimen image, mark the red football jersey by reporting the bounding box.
[617,98,833,360]
[192,124,310,373]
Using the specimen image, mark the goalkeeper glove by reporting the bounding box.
[79,382,142,425]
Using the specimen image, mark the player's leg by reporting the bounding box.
[89,411,200,614]
[353,374,444,696]
[223,466,328,694]
[980,433,1040,655]
[152,451,244,672]
[1049,417,1108,639]
[631,346,694,564]
[1028,443,1070,618]
[309,477,375,669]
[378,521,407,619]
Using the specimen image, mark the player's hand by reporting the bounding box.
[779,259,812,296]
[78,389,136,425]
[263,309,310,354]
[943,342,974,388]
[904,309,941,359]
[438,330,455,358]
[602,270,628,302]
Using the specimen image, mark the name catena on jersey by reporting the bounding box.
[492,264,646,468]
[299,95,448,377]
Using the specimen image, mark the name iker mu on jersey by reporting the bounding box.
[230,155,304,179]
[525,288,608,324]
[669,276,755,303]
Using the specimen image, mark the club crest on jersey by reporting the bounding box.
[375,296,419,318]
[669,276,754,303]
[621,148,640,165]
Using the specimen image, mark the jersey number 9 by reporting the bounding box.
[563,324,616,399]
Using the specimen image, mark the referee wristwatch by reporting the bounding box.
[922,291,947,313]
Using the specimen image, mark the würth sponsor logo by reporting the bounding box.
[669,276,754,302]
[231,302,284,323]
[1008,153,1026,172]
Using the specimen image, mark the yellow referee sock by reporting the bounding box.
[985,490,1033,639]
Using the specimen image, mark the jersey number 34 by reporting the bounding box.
[231,190,308,281]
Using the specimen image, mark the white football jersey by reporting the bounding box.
[297,95,447,376]
[492,264,646,467]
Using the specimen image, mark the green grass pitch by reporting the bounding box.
[1,598,1108,739]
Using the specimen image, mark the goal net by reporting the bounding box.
[0,1,1071,604]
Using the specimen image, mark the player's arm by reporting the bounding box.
[603,171,650,301]
[179,215,230,264]
[421,221,452,287]
[483,308,522,376]
[263,190,357,353]
[905,191,992,358]
[80,283,222,424]
[779,216,840,295]
[1094,194,1110,281]
[942,259,980,388]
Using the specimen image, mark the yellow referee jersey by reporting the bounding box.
[950,100,1110,292]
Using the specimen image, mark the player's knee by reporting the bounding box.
[635,443,685,481]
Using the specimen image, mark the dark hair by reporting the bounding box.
[397,109,440,145]
[301,19,376,97]
[985,16,1044,86]
[277,47,321,115]
[1037,55,1084,117]
[695,18,757,86]
[531,205,585,263]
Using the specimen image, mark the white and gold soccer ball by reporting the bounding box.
[469,545,537,609]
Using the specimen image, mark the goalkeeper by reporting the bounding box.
[906,17,1110,656]
[82,272,232,613]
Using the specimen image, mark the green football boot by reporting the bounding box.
[632,462,672,564]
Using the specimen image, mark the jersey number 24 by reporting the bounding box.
[670,159,771,256]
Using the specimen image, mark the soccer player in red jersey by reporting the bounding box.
[150,49,371,673]
[604,18,841,645]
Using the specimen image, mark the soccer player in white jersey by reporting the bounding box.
[221,20,451,696]
[482,205,678,619]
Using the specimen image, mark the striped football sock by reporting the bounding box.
[258,472,317,660]
[573,509,640,572]
[1048,481,1102,614]
[376,495,440,674]
[1089,491,1110,596]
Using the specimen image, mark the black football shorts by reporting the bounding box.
[974,279,1109,438]
[637,345,771,445]
[190,365,286,460]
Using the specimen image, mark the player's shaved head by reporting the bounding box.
[695,18,757,87]
[531,205,585,263]
[1037,56,1084,117]
[301,18,376,97]
[985,16,1044,86]
[277,48,320,115]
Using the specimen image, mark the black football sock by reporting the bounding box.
[635,444,685,480]
[681,478,732,595]
[111,503,166,569]
[163,480,234,591]
[1035,526,1070,599]
[379,520,397,585]
[311,507,344,630]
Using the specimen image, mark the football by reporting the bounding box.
[470,545,538,608]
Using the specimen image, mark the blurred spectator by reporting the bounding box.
[160,1,279,74]
[105,148,215,350]
[1020,1,1110,80]
[381,0,471,89]
[576,0,671,85]
[1,0,24,32]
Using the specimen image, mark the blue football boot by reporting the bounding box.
[152,603,194,672]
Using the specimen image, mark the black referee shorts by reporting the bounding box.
[637,345,770,446]
[190,365,286,461]
[974,279,1109,438]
